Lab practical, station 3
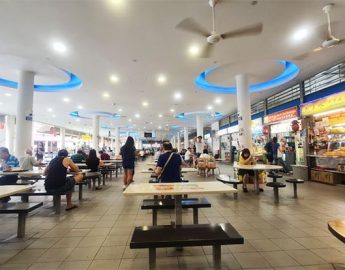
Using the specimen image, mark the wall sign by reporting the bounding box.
[301,91,345,116]
[264,107,298,124]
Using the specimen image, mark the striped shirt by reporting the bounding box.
[3,155,19,168]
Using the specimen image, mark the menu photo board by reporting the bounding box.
[264,107,298,125]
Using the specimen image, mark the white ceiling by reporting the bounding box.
[0,0,345,135]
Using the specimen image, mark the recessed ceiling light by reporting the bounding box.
[77,105,83,110]
[110,75,119,83]
[4,93,12,97]
[76,118,80,122]
[128,118,132,122]
[142,101,149,107]
[63,97,70,103]
[292,26,310,42]
[47,108,53,112]
[52,41,67,53]
[52,114,56,118]
[214,97,222,104]
[158,126,162,129]
[157,74,167,84]
[158,114,163,118]
[135,113,140,118]
[150,122,153,124]
[103,92,110,98]
[188,45,200,56]
[207,105,213,110]
[118,108,123,112]
[170,108,175,113]
[173,92,182,100]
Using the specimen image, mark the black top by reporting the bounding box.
[45,157,68,189]
[120,145,136,168]
[86,158,100,172]
[157,152,182,183]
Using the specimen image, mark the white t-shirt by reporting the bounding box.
[195,142,204,154]
[185,150,191,161]
[20,155,37,171]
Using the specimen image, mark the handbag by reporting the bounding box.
[157,153,174,182]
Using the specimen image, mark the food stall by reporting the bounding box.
[301,91,345,185]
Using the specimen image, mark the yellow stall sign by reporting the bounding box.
[81,134,92,141]
[301,91,345,116]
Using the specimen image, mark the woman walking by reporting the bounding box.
[120,136,136,190]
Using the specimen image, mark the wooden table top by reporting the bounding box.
[233,164,282,170]
[123,181,236,196]
[0,185,32,199]
[328,220,345,243]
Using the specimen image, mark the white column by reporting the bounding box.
[5,115,15,154]
[196,115,203,137]
[177,132,181,152]
[60,128,65,149]
[100,136,104,149]
[184,127,189,148]
[92,115,100,150]
[14,70,35,157]
[115,127,120,155]
[236,74,252,150]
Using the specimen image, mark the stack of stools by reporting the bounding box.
[266,172,286,203]
[286,179,304,198]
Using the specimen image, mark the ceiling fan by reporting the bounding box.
[295,3,345,60]
[175,0,263,58]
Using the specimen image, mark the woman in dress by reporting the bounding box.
[120,136,136,190]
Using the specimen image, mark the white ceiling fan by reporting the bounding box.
[295,3,345,60]
[175,0,263,58]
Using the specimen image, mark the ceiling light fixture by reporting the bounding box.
[142,101,149,107]
[158,114,163,118]
[157,74,167,84]
[52,41,67,53]
[135,113,140,118]
[103,92,110,98]
[63,97,70,103]
[170,109,175,113]
[207,105,213,110]
[128,118,132,122]
[173,92,182,100]
[77,105,83,110]
[118,108,123,112]
[292,26,310,42]
[110,75,119,83]
[158,126,162,129]
[52,114,56,118]
[47,108,53,112]
[214,97,222,104]
[188,45,200,56]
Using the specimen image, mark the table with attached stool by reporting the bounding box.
[286,178,304,198]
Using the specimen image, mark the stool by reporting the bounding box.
[267,173,283,183]
[286,179,304,198]
[266,182,286,203]
[216,175,241,200]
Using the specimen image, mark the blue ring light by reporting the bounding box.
[70,111,122,119]
[195,60,300,94]
[176,111,223,121]
[0,69,82,92]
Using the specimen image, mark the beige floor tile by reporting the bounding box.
[166,246,205,257]
[27,238,60,249]
[233,252,271,268]
[57,260,91,270]
[228,240,257,253]
[102,235,129,246]
[260,251,298,267]
[311,248,345,264]
[65,247,100,261]
[52,237,82,248]
[178,255,211,270]
[0,249,21,264]
[270,238,305,250]
[94,245,126,260]
[249,239,281,251]
[88,259,121,270]
[0,263,31,270]
[206,253,242,269]
[303,265,337,270]
[7,249,46,264]
[77,236,106,247]
[28,262,61,270]
[37,247,74,262]
[286,249,327,265]
[294,237,331,249]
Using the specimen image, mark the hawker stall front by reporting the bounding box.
[301,91,345,185]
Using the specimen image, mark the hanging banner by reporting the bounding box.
[264,107,298,124]
[301,91,345,116]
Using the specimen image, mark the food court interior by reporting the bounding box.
[0,0,345,269]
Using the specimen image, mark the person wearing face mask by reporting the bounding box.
[238,148,259,193]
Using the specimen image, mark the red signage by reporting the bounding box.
[264,107,298,124]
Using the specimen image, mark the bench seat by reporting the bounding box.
[130,223,243,270]
[142,197,211,225]
[0,202,43,238]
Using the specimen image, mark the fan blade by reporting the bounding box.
[176,18,211,37]
[199,43,214,58]
[338,39,345,45]
[293,47,324,60]
[220,23,263,40]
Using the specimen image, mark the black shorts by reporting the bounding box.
[123,167,135,174]
[45,177,75,194]
[238,169,255,176]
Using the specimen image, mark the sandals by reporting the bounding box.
[65,205,78,211]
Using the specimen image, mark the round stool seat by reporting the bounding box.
[267,173,283,179]
[266,182,286,188]
[216,175,241,184]
[286,178,304,184]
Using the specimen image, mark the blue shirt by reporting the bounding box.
[3,155,19,168]
[157,152,182,183]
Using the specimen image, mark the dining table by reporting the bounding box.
[123,181,236,226]
[232,163,282,194]
[328,220,345,244]
[0,169,90,177]
[140,167,198,174]
[0,185,32,199]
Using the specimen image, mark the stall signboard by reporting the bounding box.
[327,112,345,126]
[81,134,92,141]
[301,91,345,116]
[264,107,298,124]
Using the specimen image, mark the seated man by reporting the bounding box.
[44,149,83,211]
[0,147,20,202]
[71,150,85,163]
[155,142,181,183]
[20,148,41,171]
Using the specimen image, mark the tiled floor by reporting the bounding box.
[1,160,345,269]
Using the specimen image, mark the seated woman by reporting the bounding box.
[86,149,104,172]
[238,148,261,193]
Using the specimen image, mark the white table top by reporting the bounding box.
[233,164,282,170]
[0,185,32,199]
[0,169,90,177]
[123,181,236,196]
[140,167,198,173]
[102,159,122,163]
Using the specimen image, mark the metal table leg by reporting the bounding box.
[255,170,260,194]
[174,195,182,226]
[78,184,83,200]
[193,208,198,224]
[17,213,27,238]
[152,209,157,226]
[293,183,298,198]
[149,247,156,270]
[213,245,221,270]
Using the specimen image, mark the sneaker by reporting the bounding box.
[122,185,127,191]
[243,188,248,193]
[259,188,264,192]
